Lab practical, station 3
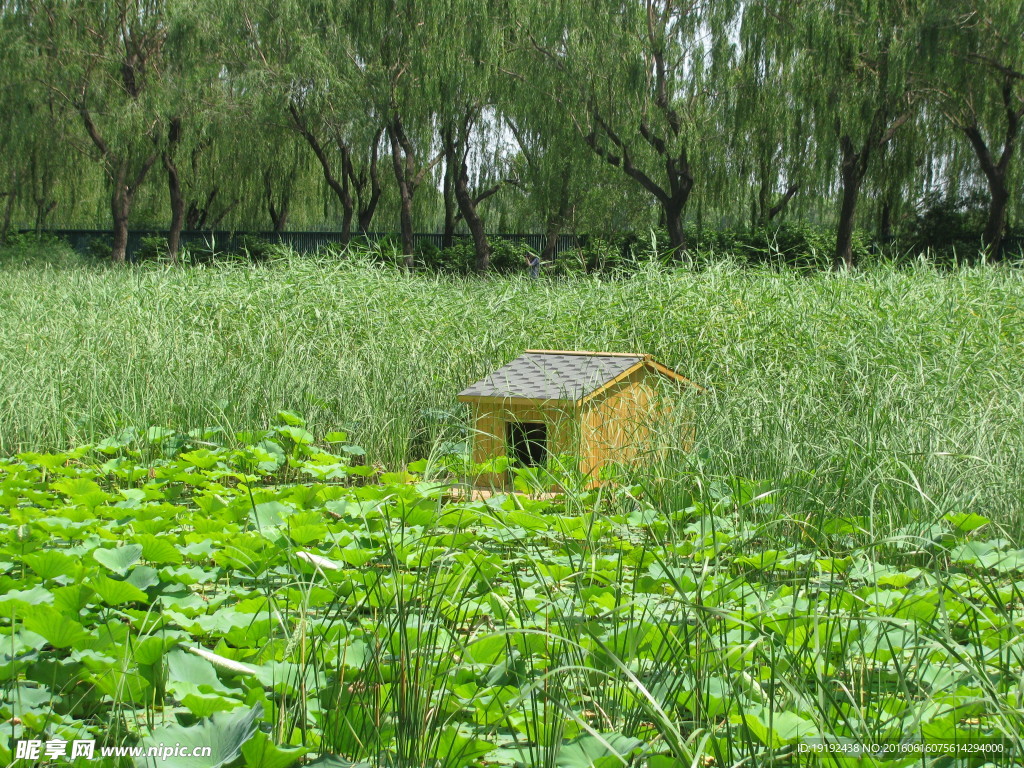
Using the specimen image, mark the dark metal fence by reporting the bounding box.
[32,229,583,260]
[23,228,1024,263]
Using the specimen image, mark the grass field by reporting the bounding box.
[1,243,1022,526]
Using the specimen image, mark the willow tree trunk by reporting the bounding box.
[354,128,384,234]
[961,87,1020,261]
[356,194,379,233]
[540,202,569,265]
[78,107,157,264]
[983,180,1009,260]
[833,137,868,270]
[263,170,290,232]
[269,206,288,232]
[442,125,491,272]
[878,200,893,242]
[289,104,354,245]
[442,159,456,250]
[166,164,184,262]
[393,160,415,261]
[1,190,14,244]
[833,176,862,270]
[111,172,131,264]
[337,146,353,245]
[388,121,416,266]
[965,134,1012,260]
[453,161,490,272]
[660,157,692,256]
[34,202,57,231]
[541,168,573,265]
[164,118,184,263]
[755,155,771,226]
[767,184,800,223]
[665,200,687,254]
[340,200,353,245]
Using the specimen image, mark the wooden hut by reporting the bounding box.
[457,350,701,488]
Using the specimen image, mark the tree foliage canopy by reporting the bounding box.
[0,0,1021,264]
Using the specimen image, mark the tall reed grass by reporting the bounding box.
[1,242,1021,527]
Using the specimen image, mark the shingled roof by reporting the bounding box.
[457,350,691,403]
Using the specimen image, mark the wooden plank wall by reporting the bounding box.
[469,402,580,489]
[580,368,659,482]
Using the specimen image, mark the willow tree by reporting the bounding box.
[0,3,79,236]
[870,107,933,241]
[437,124,509,253]
[345,0,442,264]
[421,0,519,271]
[23,0,179,262]
[501,10,602,262]
[153,0,231,260]
[240,0,384,244]
[733,2,810,228]
[771,0,928,268]
[927,0,1024,259]
[287,91,384,241]
[504,114,589,263]
[524,0,740,254]
[253,117,306,232]
[0,6,33,237]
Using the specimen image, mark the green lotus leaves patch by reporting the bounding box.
[135,533,185,565]
[21,550,76,581]
[945,512,991,535]
[1,435,1022,765]
[136,705,262,768]
[22,607,92,649]
[50,476,109,507]
[241,729,309,768]
[0,585,54,609]
[93,543,144,575]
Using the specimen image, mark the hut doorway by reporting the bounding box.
[507,421,547,467]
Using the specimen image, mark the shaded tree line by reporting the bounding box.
[0,0,1021,268]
